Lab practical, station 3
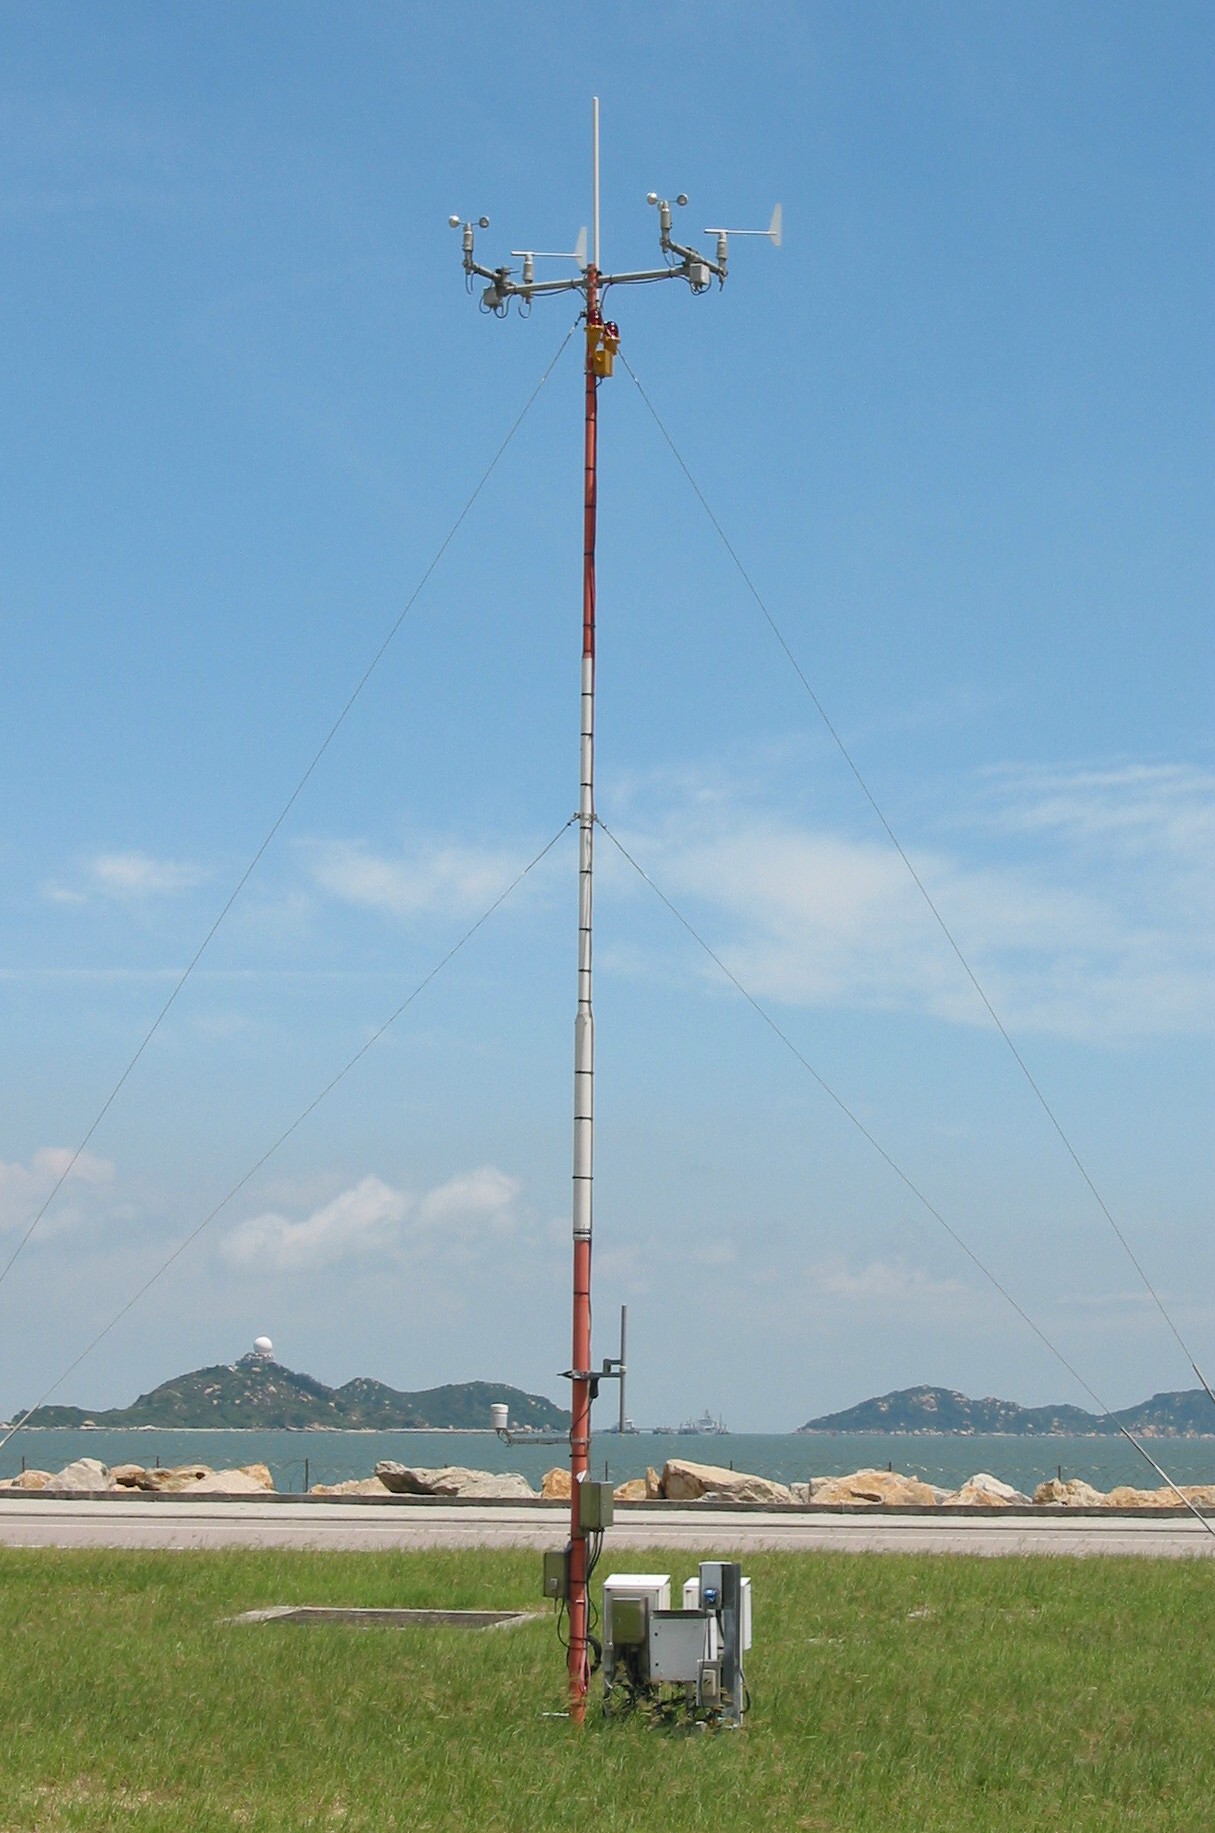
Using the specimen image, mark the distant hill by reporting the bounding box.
[18,1357,570,1432]
[798,1384,1215,1438]
[1114,1390,1215,1438]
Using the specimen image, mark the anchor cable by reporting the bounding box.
[0,325,578,1298]
[597,816,1215,1536]
[618,351,1215,1419]
[0,819,575,1452]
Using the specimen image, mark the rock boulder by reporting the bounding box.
[1032,1477,1108,1507]
[374,1462,535,1500]
[136,1464,215,1493]
[942,1473,1031,1507]
[189,1465,275,1495]
[0,1468,55,1491]
[310,1476,392,1496]
[455,1472,537,1499]
[660,1458,795,1505]
[808,1468,940,1508]
[1105,1483,1215,1509]
[612,1477,648,1501]
[50,1458,112,1494]
[1106,1485,1181,1509]
[541,1467,571,1500]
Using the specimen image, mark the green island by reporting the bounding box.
[800,1383,1215,1437]
[12,1354,568,1433]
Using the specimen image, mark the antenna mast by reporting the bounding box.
[451,102,777,1724]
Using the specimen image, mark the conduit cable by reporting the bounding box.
[0,818,575,1452]
[596,816,1215,1537]
[619,352,1215,1418]
[0,325,577,1299]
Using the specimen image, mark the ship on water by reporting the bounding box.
[651,1410,729,1436]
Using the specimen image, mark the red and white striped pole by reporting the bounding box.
[567,246,599,1723]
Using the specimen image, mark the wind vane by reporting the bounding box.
[451,97,778,1724]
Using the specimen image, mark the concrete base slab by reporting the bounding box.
[226,1605,538,1629]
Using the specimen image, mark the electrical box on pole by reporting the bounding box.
[576,1477,614,1532]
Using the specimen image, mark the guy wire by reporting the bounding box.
[597,815,1215,1539]
[619,350,1215,1419]
[0,324,577,1297]
[0,818,575,1453]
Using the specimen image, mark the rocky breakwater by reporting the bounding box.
[801,1470,1033,1507]
[13,1455,1204,1508]
[638,1458,938,1505]
[641,1461,1215,1510]
[311,1464,653,1501]
[314,1461,653,1501]
[0,1459,275,1495]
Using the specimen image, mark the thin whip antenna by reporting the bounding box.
[592,95,600,270]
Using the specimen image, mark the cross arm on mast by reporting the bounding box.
[597,265,695,288]
[449,176,779,314]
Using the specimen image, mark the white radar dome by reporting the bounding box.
[253,1336,273,1358]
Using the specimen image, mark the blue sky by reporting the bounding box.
[1,2,1211,1429]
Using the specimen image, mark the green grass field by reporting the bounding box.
[2,1545,1212,1830]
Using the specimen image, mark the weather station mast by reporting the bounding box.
[452,99,778,1722]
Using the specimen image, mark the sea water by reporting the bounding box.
[4,1428,1215,1495]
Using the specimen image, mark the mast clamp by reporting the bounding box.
[562,1359,625,1403]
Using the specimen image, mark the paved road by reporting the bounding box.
[3,1497,1215,1557]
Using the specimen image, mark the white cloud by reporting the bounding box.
[89,852,206,896]
[607,760,1215,1041]
[984,764,1215,861]
[0,1148,116,1235]
[811,1257,965,1306]
[220,1175,407,1272]
[304,838,531,920]
[415,1166,521,1233]
[743,1256,977,1339]
[220,1166,523,1273]
[43,851,206,903]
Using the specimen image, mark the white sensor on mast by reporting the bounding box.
[508,229,589,290]
[703,203,783,246]
[700,203,782,282]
